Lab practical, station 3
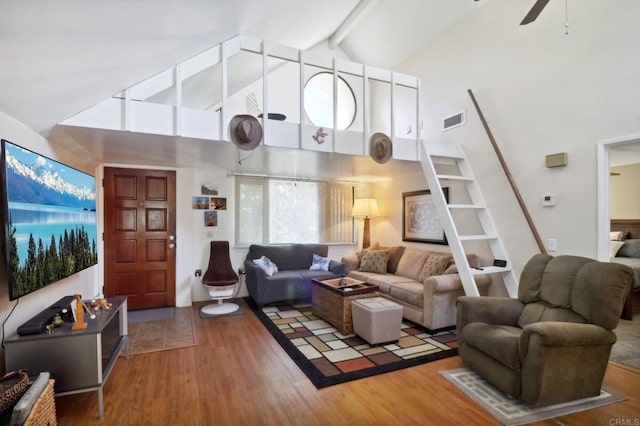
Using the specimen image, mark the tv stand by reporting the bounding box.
[4,296,128,420]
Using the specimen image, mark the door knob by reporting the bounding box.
[169,243,175,249]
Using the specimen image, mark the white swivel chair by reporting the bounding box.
[201,241,240,316]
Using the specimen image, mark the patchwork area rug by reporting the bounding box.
[247,299,458,388]
[440,368,625,426]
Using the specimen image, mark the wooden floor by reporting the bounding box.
[56,299,640,425]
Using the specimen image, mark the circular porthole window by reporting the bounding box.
[304,72,356,130]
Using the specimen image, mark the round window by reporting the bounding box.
[304,72,356,130]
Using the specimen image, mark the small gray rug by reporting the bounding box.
[128,307,174,323]
[440,368,625,426]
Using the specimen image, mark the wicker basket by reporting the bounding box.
[312,283,378,335]
[24,380,56,426]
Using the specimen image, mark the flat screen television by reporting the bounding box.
[1,140,98,300]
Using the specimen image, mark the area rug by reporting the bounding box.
[247,298,458,388]
[128,307,174,323]
[611,314,640,370]
[440,368,625,426]
[126,306,197,355]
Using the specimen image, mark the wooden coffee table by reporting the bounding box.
[311,277,379,334]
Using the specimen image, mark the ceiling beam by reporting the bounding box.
[329,0,378,49]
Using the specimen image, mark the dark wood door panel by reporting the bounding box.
[104,167,176,310]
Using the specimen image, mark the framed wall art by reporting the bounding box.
[402,188,448,245]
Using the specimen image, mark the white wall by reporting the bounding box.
[395,0,640,277]
[610,163,640,219]
[0,110,100,342]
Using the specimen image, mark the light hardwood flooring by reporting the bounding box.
[56,299,640,425]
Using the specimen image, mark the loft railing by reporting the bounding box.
[62,35,423,162]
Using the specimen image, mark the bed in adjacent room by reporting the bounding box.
[610,219,640,320]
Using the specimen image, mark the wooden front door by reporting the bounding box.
[103,167,176,310]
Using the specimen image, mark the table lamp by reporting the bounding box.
[352,198,380,249]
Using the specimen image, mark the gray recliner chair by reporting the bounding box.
[456,254,633,407]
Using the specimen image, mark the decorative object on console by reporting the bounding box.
[17,295,76,336]
[71,294,96,331]
[369,132,392,164]
[352,197,380,249]
[229,114,263,151]
[402,188,448,245]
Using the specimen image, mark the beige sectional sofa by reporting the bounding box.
[342,244,491,330]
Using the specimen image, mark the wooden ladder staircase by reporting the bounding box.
[419,141,519,297]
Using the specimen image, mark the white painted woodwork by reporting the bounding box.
[61,35,420,162]
[420,140,519,298]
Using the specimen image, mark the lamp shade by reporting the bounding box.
[352,198,380,218]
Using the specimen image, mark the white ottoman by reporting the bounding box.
[351,297,403,344]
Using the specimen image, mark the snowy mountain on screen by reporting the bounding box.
[5,150,96,209]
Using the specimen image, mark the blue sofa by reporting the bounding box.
[244,244,345,306]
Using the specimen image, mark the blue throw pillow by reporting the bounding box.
[309,254,330,271]
[253,256,279,276]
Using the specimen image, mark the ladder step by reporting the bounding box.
[447,204,486,209]
[436,174,473,181]
[470,266,513,275]
[459,234,497,241]
[428,151,465,160]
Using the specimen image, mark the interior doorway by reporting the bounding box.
[103,167,177,310]
[597,134,640,261]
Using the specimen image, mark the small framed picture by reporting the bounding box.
[211,197,227,210]
[192,196,210,209]
[201,183,219,195]
[204,211,218,227]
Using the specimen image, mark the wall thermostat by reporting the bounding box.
[541,194,555,207]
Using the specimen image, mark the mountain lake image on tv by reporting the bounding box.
[1,140,98,300]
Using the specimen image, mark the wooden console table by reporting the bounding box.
[4,296,128,420]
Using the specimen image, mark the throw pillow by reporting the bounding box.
[610,231,628,242]
[617,239,640,258]
[610,241,625,257]
[253,256,279,276]
[358,250,389,274]
[395,248,430,280]
[418,253,452,282]
[309,253,330,271]
[356,242,382,261]
[385,246,406,273]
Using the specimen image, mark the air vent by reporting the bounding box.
[442,111,465,131]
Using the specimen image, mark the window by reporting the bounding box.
[304,72,356,130]
[235,176,353,245]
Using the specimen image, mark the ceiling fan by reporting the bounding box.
[474,0,551,25]
[520,0,551,25]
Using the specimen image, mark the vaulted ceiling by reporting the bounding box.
[0,0,483,135]
[11,1,598,179]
